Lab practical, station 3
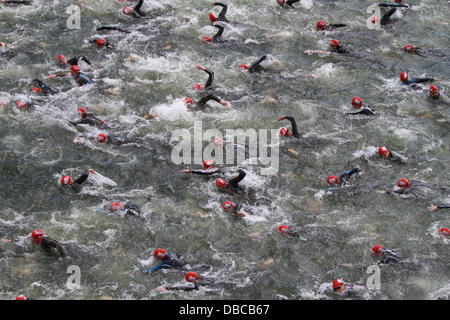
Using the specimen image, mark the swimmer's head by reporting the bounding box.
[372,244,384,255]
[404,44,414,54]
[60,175,74,186]
[279,127,290,137]
[277,224,290,234]
[429,85,439,98]
[154,248,167,260]
[397,178,410,188]
[400,72,409,82]
[58,54,68,66]
[77,107,87,118]
[330,39,340,48]
[31,87,41,94]
[96,38,107,48]
[222,201,235,210]
[16,100,27,109]
[327,175,339,185]
[378,146,390,158]
[123,7,134,15]
[203,159,215,169]
[239,64,249,70]
[110,202,124,212]
[16,295,28,300]
[440,228,450,237]
[185,271,198,282]
[316,20,327,31]
[215,178,227,188]
[31,229,44,244]
[185,97,194,106]
[70,65,81,77]
[202,36,212,43]
[96,133,108,143]
[213,137,224,147]
[351,97,363,108]
[332,279,345,292]
[209,13,217,22]
[277,0,286,5]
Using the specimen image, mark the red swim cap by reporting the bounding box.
[96,38,107,48]
[277,224,290,234]
[332,279,344,290]
[61,175,74,186]
[222,201,235,210]
[202,36,212,43]
[97,133,108,143]
[351,97,363,108]
[70,65,81,74]
[58,54,67,64]
[330,39,340,48]
[404,44,414,53]
[279,128,289,137]
[439,228,450,237]
[185,271,198,282]
[123,7,133,15]
[193,83,204,90]
[394,0,403,3]
[429,85,439,97]
[77,107,87,118]
[110,202,123,212]
[371,244,383,255]
[316,20,327,30]
[16,100,27,109]
[209,13,217,22]
[239,64,249,70]
[397,178,410,188]
[16,295,27,300]
[31,229,44,243]
[400,72,409,82]
[31,87,41,94]
[378,146,389,156]
[0,42,3,47]
[203,159,215,169]
[185,97,193,105]
[153,248,167,260]
[327,175,339,185]
[216,178,226,188]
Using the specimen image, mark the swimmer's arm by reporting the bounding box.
[285,116,300,137]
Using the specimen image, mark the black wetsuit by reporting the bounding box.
[435,204,450,210]
[102,136,143,146]
[324,24,347,31]
[379,3,409,26]
[211,24,226,43]
[213,2,230,23]
[279,0,301,8]
[387,180,449,197]
[40,236,66,258]
[382,149,407,163]
[89,38,115,49]
[165,276,216,291]
[283,116,300,138]
[346,105,376,116]
[409,47,445,58]
[70,173,89,193]
[338,168,362,187]
[188,168,224,175]
[228,169,246,190]
[331,45,350,54]
[67,56,92,66]
[31,79,58,95]
[143,252,186,272]
[377,249,400,265]
[201,68,215,90]
[122,203,142,216]
[130,0,146,18]
[70,113,105,127]
[249,55,267,73]
[97,25,130,34]
[196,94,224,109]
[2,0,32,4]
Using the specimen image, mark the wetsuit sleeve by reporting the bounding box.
[286,0,300,6]
[134,0,146,16]
[80,56,92,66]
[214,2,228,19]
[328,24,347,29]
[249,55,267,73]
[437,204,450,209]
[346,107,376,116]
[75,173,89,185]
[213,24,224,42]
[285,116,300,138]
[381,7,396,25]
[4,0,32,4]
[412,78,434,84]
[378,3,409,8]
[204,68,215,89]
[166,284,198,291]
[229,169,246,189]
[335,47,350,54]
[198,94,221,107]
[43,238,66,257]
[189,168,221,175]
